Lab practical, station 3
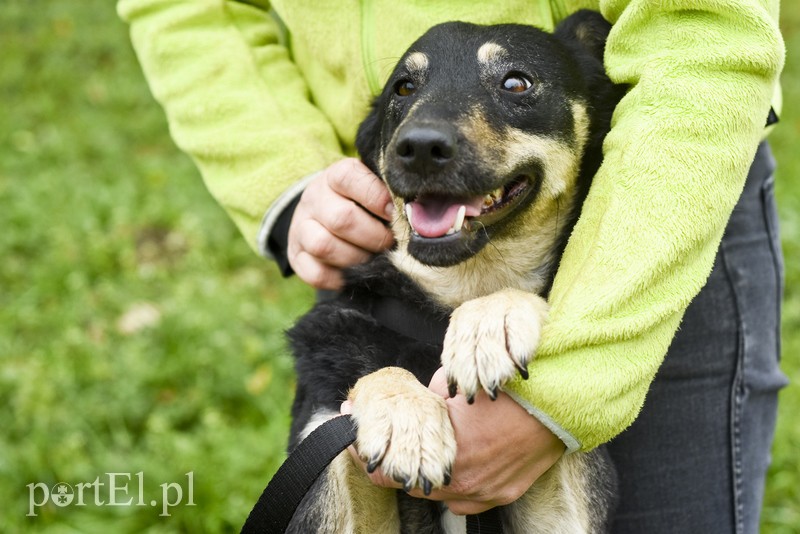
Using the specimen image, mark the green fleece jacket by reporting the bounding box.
[118,0,784,451]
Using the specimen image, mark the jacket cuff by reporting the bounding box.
[257,172,320,276]
[504,389,582,454]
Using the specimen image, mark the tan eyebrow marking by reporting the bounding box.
[477,42,508,65]
[405,52,429,72]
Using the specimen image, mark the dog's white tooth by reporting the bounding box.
[405,204,420,235]
[446,227,455,235]
[454,205,466,232]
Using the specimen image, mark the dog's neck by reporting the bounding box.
[388,242,557,310]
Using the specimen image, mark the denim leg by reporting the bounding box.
[607,143,788,534]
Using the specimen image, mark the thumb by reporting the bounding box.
[428,367,450,398]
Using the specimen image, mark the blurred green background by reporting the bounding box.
[1,1,797,532]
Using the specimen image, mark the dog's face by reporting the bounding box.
[356,12,620,301]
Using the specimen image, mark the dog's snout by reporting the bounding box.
[395,124,457,174]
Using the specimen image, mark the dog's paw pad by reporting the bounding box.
[442,289,548,400]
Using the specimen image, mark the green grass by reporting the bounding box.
[0,1,312,531]
[1,1,798,532]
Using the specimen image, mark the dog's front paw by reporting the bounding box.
[442,288,549,402]
[348,367,456,495]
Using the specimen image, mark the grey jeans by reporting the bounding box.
[607,142,788,533]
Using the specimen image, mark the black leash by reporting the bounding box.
[466,506,505,534]
[241,415,356,534]
[241,415,504,533]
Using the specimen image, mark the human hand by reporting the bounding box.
[288,158,395,289]
[342,367,565,515]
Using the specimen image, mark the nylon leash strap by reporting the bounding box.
[240,414,503,533]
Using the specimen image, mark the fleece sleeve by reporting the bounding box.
[504,0,784,451]
[117,0,344,253]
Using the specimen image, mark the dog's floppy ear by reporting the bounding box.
[355,101,383,176]
[554,10,611,63]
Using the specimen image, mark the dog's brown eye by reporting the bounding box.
[501,73,532,93]
[394,79,416,97]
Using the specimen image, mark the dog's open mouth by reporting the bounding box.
[404,176,532,238]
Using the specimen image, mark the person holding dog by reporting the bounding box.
[120,0,786,531]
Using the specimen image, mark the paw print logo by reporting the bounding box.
[51,483,74,507]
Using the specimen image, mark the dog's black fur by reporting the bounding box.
[285,10,625,533]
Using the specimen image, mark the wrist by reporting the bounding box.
[502,388,581,454]
[257,172,321,274]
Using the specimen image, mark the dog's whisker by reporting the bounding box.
[371,55,404,82]
[554,196,562,240]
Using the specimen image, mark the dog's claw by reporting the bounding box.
[443,471,452,486]
[447,382,458,398]
[366,458,381,473]
[517,363,530,380]
[422,477,433,496]
[466,394,475,405]
[402,478,414,493]
[488,386,499,401]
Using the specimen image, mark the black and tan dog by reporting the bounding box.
[285,10,624,533]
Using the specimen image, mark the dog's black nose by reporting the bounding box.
[395,124,457,174]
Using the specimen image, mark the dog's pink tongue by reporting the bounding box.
[408,196,483,238]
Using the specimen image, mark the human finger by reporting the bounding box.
[441,499,496,516]
[288,249,344,290]
[326,158,395,222]
[313,192,394,254]
[295,218,374,268]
